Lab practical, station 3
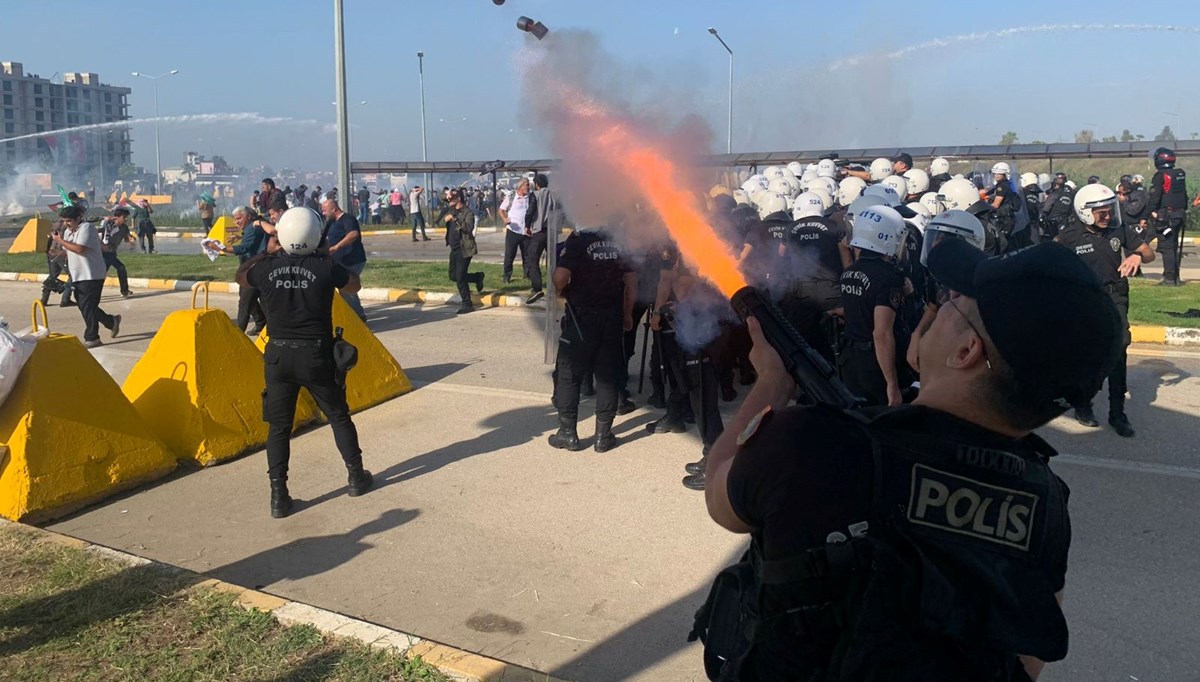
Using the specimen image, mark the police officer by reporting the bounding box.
[985,163,1023,249]
[1056,184,1154,437]
[1040,172,1075,238]
[1117,180,1150,259]
[838,205,908,407]
[1019,172,1044,243]
[693,239,1121,681]
[548,227,637,453]
[238,208,374,518]
[778,191,849,365]
[1146,147,1188,286]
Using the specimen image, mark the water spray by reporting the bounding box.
[0,113,337,145]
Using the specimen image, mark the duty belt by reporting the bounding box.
[1103,282,1128,295]
[270,337,329,348]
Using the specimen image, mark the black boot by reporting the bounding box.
[347,465,375,496]
[1074,405,1100,428]
[473,272,486,293]
[682,471,706,491]
[646,390,666,409]
[645,414,686,434]
[1108,401,1135,438]
[548,417,582,451]
[616,390,636,415]
[270,479,293,518]
[685,444,712,475]
[594,420,617,453]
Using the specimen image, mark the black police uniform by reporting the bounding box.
[778,215,846,364]
[929,172,952,193]
[1022,185,1045,242]
[1056,220,1143,421]
[838,253,906,406]
[246,251,370,516]
[695,404,1070,681]
[988,177,1019,236]
[741,212,791,295]
[1146,166,1188,284]
[550,230,630,451]
[1041,185,1075,237]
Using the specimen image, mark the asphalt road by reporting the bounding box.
[1,281,1198,681]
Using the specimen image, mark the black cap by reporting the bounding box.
[891,152,913,167]
[927,240,1121,411]
[58,205,84,220]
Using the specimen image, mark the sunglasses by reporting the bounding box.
[947,296,992,370]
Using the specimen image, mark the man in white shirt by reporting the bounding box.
[51,205,120,348]
[409,185,429,241]
[498,179,533,283]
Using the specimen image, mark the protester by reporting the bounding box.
[215,205,270,334]
[321,195,369,321]
[409,185,429,241]
[51,205,120,348]
[99,207,134,298]
[133,199,156,253]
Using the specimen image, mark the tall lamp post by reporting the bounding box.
[418,51,430,220]
[332,0,351,200]
[707,27,733,155]
[130,68,179,193]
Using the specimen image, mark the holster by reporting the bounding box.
[332,327,358,387]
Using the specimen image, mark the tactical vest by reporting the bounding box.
[690,406,1069,682]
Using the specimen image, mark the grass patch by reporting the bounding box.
[1128,279,1200,328]
[0,524,447,681]
[0,253,533,296]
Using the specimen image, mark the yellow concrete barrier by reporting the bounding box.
[256,294,412,413]
[121,284,316,467]
[0,303,177,522]
[205,215,240,246]
[7,217,54,254]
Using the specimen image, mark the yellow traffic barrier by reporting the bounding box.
[7,216,55,254]
[0,302,177,522]
[205,215,241,247]
[121,283,317,467]
[255,294,412,414]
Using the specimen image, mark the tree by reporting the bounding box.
[1154,125,1176,142]
[1030,139,1046,145]
[1135,134,1145,141]
[1074,129,1095,144]
[118,162,138,180]
[1120,129,1135,142]
[179,162,196,185]
[1100,135,1118,143]
[999,131,1019,145]
[211,155,232,174]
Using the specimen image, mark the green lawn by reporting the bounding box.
[0,253,532,296]
[1128,279,1200,328]
[0,524,446,681]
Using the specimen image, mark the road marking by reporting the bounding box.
[1055,454,1200,481]
[1129,347,1200,360]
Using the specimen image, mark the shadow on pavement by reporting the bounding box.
[403,362,475,387]
[365,301,458,334]
[206,508,420,591]
[550,544,744,681]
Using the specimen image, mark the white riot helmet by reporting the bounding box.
[275,207,323,256]
[733,189,750,205]
[809,187,834,212]
[741,178,763,194]
[869,158,893,181]
[991,162,1011,177]
[763,165,785,181]
[845,195,885,230]
[780,167,798,181]
[809,176,837,197]
[756,191,790,219]
[1065,180,1077,190]
[1019,172,1039,189]
[1073,183,1121,227]
[880,175,908,198]
[786,161,805,177]
[767,177,793,199]
[792,191,825,219]
[837,177,867,206]
[903,202,931,233]
[816,158,838,178]
[938,177,982,211]
[783,175,803,197]
[921,209,986,266]
[1037,173,1052,191]
[902,168,930,195]
[862,183,903,208]
[918,192,945,216]
[930,157,950,176]
[750,174,770,189]
[849,205,905,258]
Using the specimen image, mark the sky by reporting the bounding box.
[4,0,1200,172]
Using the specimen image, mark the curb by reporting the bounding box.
[0,518,564,682]
[0,271,544,310]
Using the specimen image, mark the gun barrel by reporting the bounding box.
[730,286,859,409]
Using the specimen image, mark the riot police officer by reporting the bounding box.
[1040,173,1075,238]
[548,227,637,453]
[1056,184,1154,437]
[778,191,849,364]
[837,205,908,406]
[238,208,374,518]
[1146,147,1188,285]
[692,239,1122,681]
[1019,172,1045,243]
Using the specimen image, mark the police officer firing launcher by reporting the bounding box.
[237,208,374,518]
[692,239,1123,681]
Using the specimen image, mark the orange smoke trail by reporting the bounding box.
[563,94,747,297]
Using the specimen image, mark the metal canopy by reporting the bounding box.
[352,140,1200,173]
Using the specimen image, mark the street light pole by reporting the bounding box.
[333,0,351,201]
[131,68,179,194]
[707,27,733,155]
[418,51,430,219]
